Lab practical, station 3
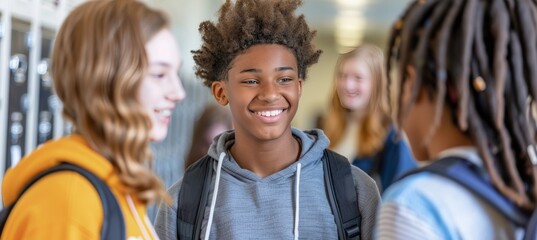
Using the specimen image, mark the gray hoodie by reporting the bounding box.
[155,128,380,240]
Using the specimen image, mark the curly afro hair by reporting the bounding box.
[192,0,322,87]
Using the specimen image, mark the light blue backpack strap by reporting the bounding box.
[524,210,537,240]
[399,157,530,226]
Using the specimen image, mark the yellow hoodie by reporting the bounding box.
[1,135,159,240]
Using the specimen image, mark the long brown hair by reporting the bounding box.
[51,0,170,203]
[184,104,233,169]
[323,44,391,157]
[387,0,537,210]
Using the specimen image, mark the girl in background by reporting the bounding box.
[323,44,416,192]
[184,104,233,169]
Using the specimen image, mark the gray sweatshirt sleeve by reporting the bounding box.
[154,179,182,240]
[351,165,381,240]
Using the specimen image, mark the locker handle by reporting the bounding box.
[37,59,52,87]
[9,54,28,84]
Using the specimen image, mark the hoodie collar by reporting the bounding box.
[206,128,329,182]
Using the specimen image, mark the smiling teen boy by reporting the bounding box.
[154,0,380,239]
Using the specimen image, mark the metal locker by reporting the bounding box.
[35,28,56,146]
[5,19,31,170]
[0,13,4,176]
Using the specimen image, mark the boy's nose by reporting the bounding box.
[258,82,280,102]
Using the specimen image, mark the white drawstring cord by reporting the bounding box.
[126,194,151,240]
[294,163,302,240]
[204,152,226,240]
[144,216,160,240]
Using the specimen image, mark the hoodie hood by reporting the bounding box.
[2,135,122,206]
[207,127,330,181]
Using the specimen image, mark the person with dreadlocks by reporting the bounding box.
[154,0,380,239]
[376,0,537,239]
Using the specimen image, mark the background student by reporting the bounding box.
[1,0,185,239]
[155,0,380,239]
[322,44,417,192]
[184,104,233,169]
[376,0,537,238]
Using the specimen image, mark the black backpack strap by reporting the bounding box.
[369,146,387,193]
[177,155,215,240]
[0,163,125,239]
[400,157,529,226]
[323,149,361,240]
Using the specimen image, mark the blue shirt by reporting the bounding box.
[352,128,417,192]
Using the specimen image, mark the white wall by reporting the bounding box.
[295,31,339,129]
[145,0,221,84]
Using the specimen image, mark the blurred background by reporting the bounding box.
[0,0,412,219]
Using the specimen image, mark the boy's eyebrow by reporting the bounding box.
[239,66,295,73]
[240,68,260,73]
[275,66,295,72]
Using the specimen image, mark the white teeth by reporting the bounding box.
[155,109,171,117]
[256,109,283,117]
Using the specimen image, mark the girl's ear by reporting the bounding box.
[211,81,229,105]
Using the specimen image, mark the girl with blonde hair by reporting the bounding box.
[1,0,185,239]
[323,44,416,192]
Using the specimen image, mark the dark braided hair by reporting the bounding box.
[192,0,322,87]
[388,0,537,211]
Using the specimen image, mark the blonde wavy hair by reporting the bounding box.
[51,0,169,203]
[323,44,391,157]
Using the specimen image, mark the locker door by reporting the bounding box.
[35,28,55,146]
[5,19,31,170]
[0,14,4,175]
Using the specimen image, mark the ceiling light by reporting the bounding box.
[334,10,366,52]
[335,0,369,8]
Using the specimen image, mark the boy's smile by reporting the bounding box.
[253,109,285,124]
[212,44,302,142]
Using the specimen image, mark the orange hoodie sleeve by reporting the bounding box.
[1,172,104,240]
